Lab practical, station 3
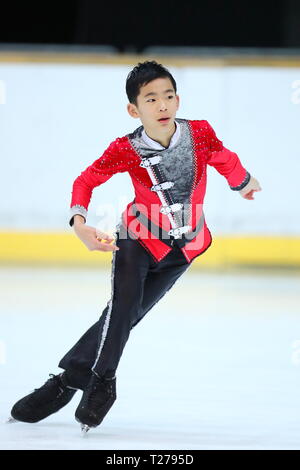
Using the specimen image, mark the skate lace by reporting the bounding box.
[33,373,64,396]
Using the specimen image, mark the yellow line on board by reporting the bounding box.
[0,232,299,268]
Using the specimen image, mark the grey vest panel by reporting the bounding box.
[127,119,194,227]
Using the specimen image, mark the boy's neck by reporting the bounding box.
[144,122,177,149]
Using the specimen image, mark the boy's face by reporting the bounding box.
[127,77,179,134]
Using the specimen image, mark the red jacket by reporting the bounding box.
[69,119,250,263]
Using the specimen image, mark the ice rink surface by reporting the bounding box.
[0,265,300,450]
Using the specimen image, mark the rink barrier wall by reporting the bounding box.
[1,232,299,268]
[1,51,299,261]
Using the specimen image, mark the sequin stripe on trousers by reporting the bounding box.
[91,244,117,377]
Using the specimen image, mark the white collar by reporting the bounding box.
[141,120,181,150]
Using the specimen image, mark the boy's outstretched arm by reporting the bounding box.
[69,139,130,253]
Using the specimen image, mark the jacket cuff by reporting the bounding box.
[230,171,251,191]
[69,205,87,227]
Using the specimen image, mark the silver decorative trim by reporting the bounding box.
[69,205,87,226]
[160,203,183,215]
[168,226,192,239]
[151,181,174,192]
[230,171,251,191]
[139,159,180,232]
[139,155,161,168]
[91,245,117,375]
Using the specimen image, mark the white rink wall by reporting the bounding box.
[0,62,299,235]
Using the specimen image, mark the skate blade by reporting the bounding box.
[6,416,18,424]
[81,424,91,436]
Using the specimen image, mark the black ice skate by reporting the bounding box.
[75,372,116,434]
[9,373,77,423]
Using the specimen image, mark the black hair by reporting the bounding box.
[125,60,177,105]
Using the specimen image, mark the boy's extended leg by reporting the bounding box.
[10,237,190,425]
[9,235,151,424]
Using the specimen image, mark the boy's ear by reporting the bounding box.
[127,103,140,118]
[175,94,180,109]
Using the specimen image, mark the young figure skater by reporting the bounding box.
[10,61,262,434]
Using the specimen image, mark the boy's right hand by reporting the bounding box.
[74,220,119,252]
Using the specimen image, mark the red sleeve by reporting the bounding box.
[205,121,250,190]
[69,138,131,226]
[70,166,112,210]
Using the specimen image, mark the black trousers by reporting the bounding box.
[58,232,191,390]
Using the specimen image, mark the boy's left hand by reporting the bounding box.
[239,176,262,200]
